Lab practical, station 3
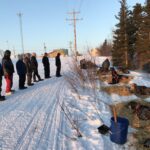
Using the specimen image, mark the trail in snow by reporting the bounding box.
[0,76,67,150]
[0,58,77,150]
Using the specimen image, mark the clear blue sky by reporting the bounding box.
[0,0,145,55]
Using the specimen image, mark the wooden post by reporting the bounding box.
[113,106,117,123]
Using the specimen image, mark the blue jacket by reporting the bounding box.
[16,60,27,75]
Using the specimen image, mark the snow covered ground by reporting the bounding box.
[0,57,149,150]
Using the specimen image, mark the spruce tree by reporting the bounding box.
[112,0,129,68]
[135,0,150,69]
[100,39,112,56]
[127,3,143,68]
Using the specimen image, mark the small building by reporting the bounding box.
[48,49,68,58]
[90,48,101,57]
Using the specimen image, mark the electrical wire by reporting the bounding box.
[64,0,69,12]
[65,0,84,12]
[73,0,76,10]
[78,0,84,12]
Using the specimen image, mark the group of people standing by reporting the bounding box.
[0,50,62,101]
[16,52,43,89]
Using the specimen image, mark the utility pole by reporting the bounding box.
[69,41,72,56]
[17,12,24,54]
[13,46,16,58]
[66,10,83,58]
[6,40,9,49]
[44,43,46,53]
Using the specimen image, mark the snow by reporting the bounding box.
[0,56,149,150]
[129,71,150,87]
[145,97,150,102]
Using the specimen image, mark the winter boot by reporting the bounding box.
[5,92,12,96]
[0,95,5,101]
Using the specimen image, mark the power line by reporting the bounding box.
[78,0,84,12]
[65,0,84,14]
[66,10,83,57]
[65,0,70,13]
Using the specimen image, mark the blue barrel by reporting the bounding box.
[110,117,129,144]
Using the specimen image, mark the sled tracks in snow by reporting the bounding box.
[0,79,67,150]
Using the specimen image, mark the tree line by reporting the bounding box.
[112,0,150,72]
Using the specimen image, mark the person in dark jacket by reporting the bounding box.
[31,53,43,82]
[42,53,50,78]
[24,53,34,86]
[109,67,119,84]
[2,50,15,95]
[101,58,110,72]
[0,63,5,100]
[55,53,61,77]
[16,54,27,89]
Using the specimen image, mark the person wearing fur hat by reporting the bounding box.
[2,50,15,95]
[31,52,43,82]
[16,54,27,90]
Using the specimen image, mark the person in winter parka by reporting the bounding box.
[16,54,27,90]
[24,53,34,86]
[31,53,43,82]
[42,53,50,78]
[0,62,5,100]
[2,50,15,95]
[102,58,110,72]
[55,53,61,77]
[110,67,119,84]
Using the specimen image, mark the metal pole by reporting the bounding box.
[6,40,9,49]
[69,41,72,56]
[44,43,46,53]
[73,11,77,57]
[17,13,24,54]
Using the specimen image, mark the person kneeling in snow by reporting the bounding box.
[109,67,119,84]
[101,58,110,72]
[16,54,27,90]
